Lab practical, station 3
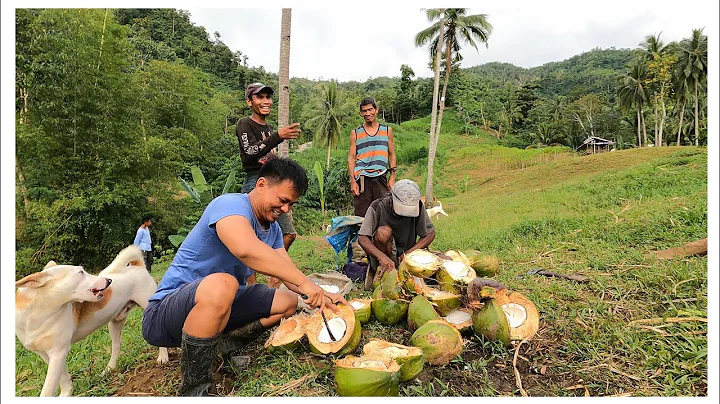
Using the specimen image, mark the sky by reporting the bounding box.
[182,0,718,82]
[0,1,718,401]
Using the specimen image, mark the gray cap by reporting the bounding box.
[391,179,421,217]
[245,82,274,99]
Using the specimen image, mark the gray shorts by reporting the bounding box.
[142,279,276,347]
[242,174,296,235]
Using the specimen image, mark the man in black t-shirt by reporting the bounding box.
[357,179,436,290]
[236,82,301,286]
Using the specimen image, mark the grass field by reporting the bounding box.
[15,115,708,397]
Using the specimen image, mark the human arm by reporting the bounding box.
[358,235,397,280]
[387,126,397,190]
[348,129,360,196]
[275,247,349,306]
[133,228,142,246]
[216,215,336,311]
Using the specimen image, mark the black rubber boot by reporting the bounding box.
[218,320,267,371]
[178,331,219,396]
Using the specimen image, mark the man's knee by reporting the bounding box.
[374,226,393,244]
[196,273,239,312]
[272,289,299,318]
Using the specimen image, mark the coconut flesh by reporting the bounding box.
[442,260,470,280]
[320,284,340,293]
[443,309,472,325]
[501,303,527,328]
[350,300,366,310]
[318,317,348,343]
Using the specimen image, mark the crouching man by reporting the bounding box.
[142,158,346,396]
[357,179,436,290]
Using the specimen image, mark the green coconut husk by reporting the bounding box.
[264,313,308,354]
[435,260,477,295]
[472,296,512,346]
[363,339,425,382]
[371,297,410,325]
[399,249,441,278]
[420,286,462,316]
[334,355,401,396]
[348,298,373,324]
[306,305,362,356]
[463,250,501,277]
[407,294,441,332]
[380,269,405,300]
[409,319,464,365]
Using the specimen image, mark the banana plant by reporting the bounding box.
[170,166,236,248]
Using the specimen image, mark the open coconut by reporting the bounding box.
[362,339,425,382]
[334,355,401,396]
[306,305,361,356]
[264,313,309,353]
[407,294,441,332]
[399,249,441,278]
[348,298,373,324]
[469,280,539,346]
[371,286,409,325]
[409,319,463,365]
[420,286,462,316]
[442,308,474,334]
[435,260,477,295]
[445,249,472,266]
[463,250,501,277]
[307,271,353,295]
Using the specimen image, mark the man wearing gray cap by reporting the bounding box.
[357,179,436,289]
[236,82,301,286]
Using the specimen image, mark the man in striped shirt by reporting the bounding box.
[348,97,397,217]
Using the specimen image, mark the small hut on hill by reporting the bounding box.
[576,136,615,155]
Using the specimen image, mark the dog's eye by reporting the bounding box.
[78,270,84,275]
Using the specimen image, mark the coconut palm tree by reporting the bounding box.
[636,33,675,146]
[415,8,492,206]
[618,59,650,147]
[277,8,291,157]
[675,28,707,146]
[306,80,345,168]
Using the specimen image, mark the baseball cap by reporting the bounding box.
[391,179,421,217]
[245,82,274,99]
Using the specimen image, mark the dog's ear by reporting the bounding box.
[44,260,58,269]
[16,272,51,289]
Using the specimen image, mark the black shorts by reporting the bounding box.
[142,279,276,347]
[353,175,390,217]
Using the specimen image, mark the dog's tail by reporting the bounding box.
[103,245,146,274]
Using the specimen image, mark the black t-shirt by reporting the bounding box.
[358,195,435,257]
[236,117,283,176]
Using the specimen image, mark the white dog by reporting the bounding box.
[426,201,449,221]
[15,245,169,396]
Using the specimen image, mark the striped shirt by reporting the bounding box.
[353,124,389,180]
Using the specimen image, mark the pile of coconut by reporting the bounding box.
[263,249,540,397]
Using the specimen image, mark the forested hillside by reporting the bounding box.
[14,8,707,277]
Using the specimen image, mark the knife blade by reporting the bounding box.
[321,310,337,341]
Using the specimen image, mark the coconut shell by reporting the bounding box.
[407,294,441,332]
[420,286,462,316]
[497,291,540,341]
[334,355,401,396]
[409,319,463,365]
[348,298,373,324]
[306,305,361,355]
[362,339,425,382]
[264,313,308,353]
[380,269,405,300]
[463,250,500,277]
[442,307,474,335]
[371,297,410,326]
[436,260,477,295]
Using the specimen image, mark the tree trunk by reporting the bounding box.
[277,8,292,157]
[97,9,108,71]
[641,109,648,146]
[326,143,331,169]
[653,95,659,146]
[431,35,452,182]
[16,155,31,220]
[425,10,444,209]
[676,100,686,146]
[636,108,642,147]
[658,86,667,146]
[694,78,699,146]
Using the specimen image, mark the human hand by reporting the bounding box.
[377,257,395,280]
[388,177,395,190]
[278,123,301,139]
[325,292,349,307]
[350,180,360,196]
[298,279,340,313]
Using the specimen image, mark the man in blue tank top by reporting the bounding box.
[142,158,347,396]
